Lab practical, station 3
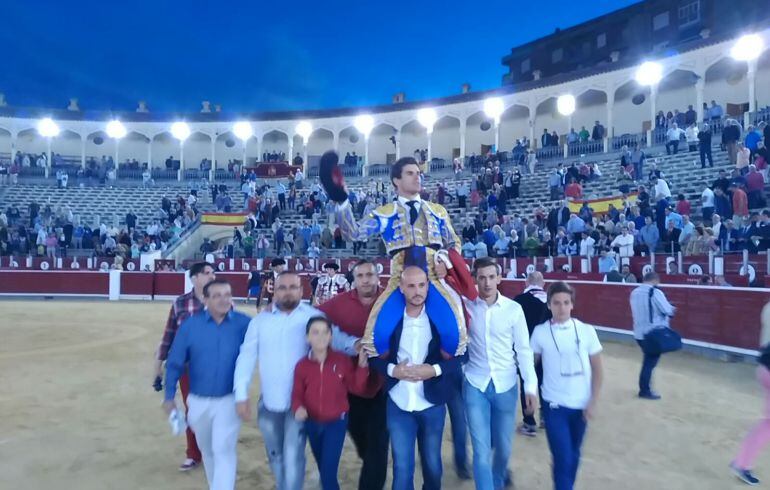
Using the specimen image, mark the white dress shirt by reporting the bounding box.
[397,195,422,214]
[464,293,537,395]
[233,302,358,411]
[610,233,635,257]
[387,307,441,412]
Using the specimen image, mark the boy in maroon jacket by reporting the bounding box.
[291,316,377,490]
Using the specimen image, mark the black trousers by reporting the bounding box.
[519,361,544,426]
[700,146,713,168]
[347,390,389,490]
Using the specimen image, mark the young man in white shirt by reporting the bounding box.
[610,227,635,257]
[701,184,715,223]
[530,281,603,490]
[461,257,538,489]
[368,266,465,490]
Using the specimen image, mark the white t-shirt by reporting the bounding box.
[610,233,634,257]
[530,318,602,409]
[701,187,714,208]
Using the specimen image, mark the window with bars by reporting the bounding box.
[678,1,700,29]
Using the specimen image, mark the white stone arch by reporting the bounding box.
[85,130,112,164]
[657,68,701,118]
[0,126,11,162]
[215,130,246,168]
[151,131,178,170]
[185,131,212,171]
[262,129,289,161]
[369,122,398,165]
[120,131,151,166]
[533,97,563,145]
[399,119,429,161]
[307,127,334,157]
[613,79,651,134]
[574,88,609,136]
[338,125,365,160]
[464,110,495,156]
[499,103,530,149]
[704,56,750,110]
[56,129,82,161]
[431,115,461,161]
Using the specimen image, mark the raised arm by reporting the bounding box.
[336,200,381,243]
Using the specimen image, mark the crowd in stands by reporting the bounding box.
[0,192,200,262]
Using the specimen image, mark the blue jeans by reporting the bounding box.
[386,398,445,490]
[257,401,307,490]
[446,387,468,471]
[542,403,587,490]
[305,416,348,490]
[637,339,661,395]
[463,379,518,490]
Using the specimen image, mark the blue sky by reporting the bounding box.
[0,0,639,113]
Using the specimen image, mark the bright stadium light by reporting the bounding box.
[483,97,505,123]
[731,34,764,62]
[416,108,437,133]
[295,120,313,142]
[37,117,60,138]
[557,94,576,116]
[170,122,191,141]
[635,61,663,86]
[354,114,375,137]
[105,120,127,139]
[232,121,253,141]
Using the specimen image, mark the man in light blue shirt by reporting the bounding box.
[163,279,251,490]
[566,213,586,237]
[233,271,358,490]
[664,208,683,230]
[639,216,660,254]
[678,215,695,248]
[597,250,616,273]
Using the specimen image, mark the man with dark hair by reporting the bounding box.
[326,153,470,360]
[317,259,389,490]
[163,279,250,489]
[153,261,216,472]
[514,271,551,437]
[630,272,676,400]
[460,257,537,488]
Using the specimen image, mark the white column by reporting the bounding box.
[114,139,120,166]
[302,139,308,174]
[564,115,571,158]
[425,129,433,173]
[695,79,705,123]
[256,136,262,163]
[80,137,86,167]
[211,137,217,181]
[333,132,340,153]
[395,132,401,160]
[10,132,17,163]
[45,138,52,178]
[288,135,294,165]
[748,59,758,114]
[647,85,658,148]
[528,118,536,149]
[459,119,467,160]
[178,141,184,181]
[493,121,500,152]
[605,91,615,153]
[363,135,370,176]
[147,140,152,168]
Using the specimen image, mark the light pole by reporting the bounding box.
[170,122,190,181]
[354,114,374,176]
[483,97,504,153]
[557,94,576,157]
[635,61,663,148]
[105,120,127,169]
[295,121,312,175]
[731,33,764,124]
[417,108,437,171]
[37,117,59,178]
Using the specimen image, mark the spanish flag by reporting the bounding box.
[200,213,247,225]
[567,192,638,215]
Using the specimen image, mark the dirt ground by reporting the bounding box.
[0,299,764,489]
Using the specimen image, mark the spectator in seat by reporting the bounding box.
[662,221,682,254]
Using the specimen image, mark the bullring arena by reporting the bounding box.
[2,1,770,489]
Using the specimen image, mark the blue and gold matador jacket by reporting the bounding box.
[336,198,467,357]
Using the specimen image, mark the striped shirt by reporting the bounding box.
[629,284,676,340]
[157,290,204,361]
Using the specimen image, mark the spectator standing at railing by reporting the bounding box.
[685,105,697,126]
[567,129,578,144]
[708,100,724,122]
[592,121,605,141]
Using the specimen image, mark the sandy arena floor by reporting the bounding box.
[0,299,764,489]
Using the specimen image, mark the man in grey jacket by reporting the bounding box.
[629,272,676,400]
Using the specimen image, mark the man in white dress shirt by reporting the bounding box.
[368,266,466,490]
[461,257,538,489]
[233,271,359,490]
